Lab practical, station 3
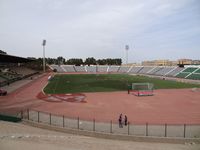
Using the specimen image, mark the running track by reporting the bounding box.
[0,73,200,124]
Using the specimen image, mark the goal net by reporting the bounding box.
[128,83,154,96]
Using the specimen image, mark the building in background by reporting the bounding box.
[192,60,200,65]
[178,59,193,65]
[142,60,175,66]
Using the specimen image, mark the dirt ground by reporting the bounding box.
[0,121,199,150]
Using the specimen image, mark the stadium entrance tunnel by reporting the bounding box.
[37,92,86,103]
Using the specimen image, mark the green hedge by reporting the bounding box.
[0,114,21,122]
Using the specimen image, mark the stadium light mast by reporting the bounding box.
[42,39,46,72]
[125,45,129,64]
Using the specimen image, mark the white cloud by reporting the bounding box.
[0,0,199,63]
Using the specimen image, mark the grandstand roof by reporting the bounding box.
[0,53,34,63]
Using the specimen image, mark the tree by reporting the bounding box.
[57,56,65,65]
[46,58,57,65]
[66,58,83,66]
[84,57,96,65]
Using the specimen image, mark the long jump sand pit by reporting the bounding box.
[0,74,200,125]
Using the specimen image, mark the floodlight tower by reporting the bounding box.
[42,39,46,72]
[125,45,129,64]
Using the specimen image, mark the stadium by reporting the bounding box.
[1,51,200,141]
[1,0,200,149]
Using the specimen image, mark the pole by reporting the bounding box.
[125,45,129,65]
[63,115,65,127]
[110,120,112,133]
[146,122,148,136]
[42,39,46,73]
[126,49,128,64]
[27,109,29,120]
[77,117,79,130]
[93,119,95,131]
[49,113,51,125]
[183,124,186,138]
[38,111,40,123]
[43,45,45,72]
[128,122,130,135]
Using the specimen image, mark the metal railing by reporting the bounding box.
[21,109,200,138]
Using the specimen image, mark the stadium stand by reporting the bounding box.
[97,65,108,72]
[154,67,175,76]
[182,67,198,73]
[176,72,190,78]
[0,66,38,86]
[61,65,76,72]
[49,64,200,80]
[118,66,130,73]
[0,76,6,82]
[86,66,97,73]
[147,67,161,75]
[0,53,39,87]
[50,65,65,72]
[138,66,154,74]
[176,67,200,80]
[107,66,120,72]
[10,66,37,77]
[74,66,86,72]
[165,67,185,77]
[129,66,143,73]
[194,68,200,73]
[186,73,200,80]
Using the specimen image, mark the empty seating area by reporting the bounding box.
[97,66,108,72]
[154,67,175,76]
[182,67,198,73]
[86,66,97,73]
[175,67,200,80]
[118,66,130,73]
[10,66,37,77]
[186,73,200,80]
[50,65,200,80]
[61,65,76,72]
[194,68,200,73]
[74,66,86,72]
[0,66,38,87]
[147,67,162,75]
[165,67,185,77]
[129,66,143,73]
[51,65,65,72]
[138,66,154,74]
[176,72,190,78]
[108,66,120,72]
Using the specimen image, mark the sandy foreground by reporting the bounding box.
[0,121,199,150]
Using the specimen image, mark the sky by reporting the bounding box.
[0,0,200,63]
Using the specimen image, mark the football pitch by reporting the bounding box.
[44,74,200,94]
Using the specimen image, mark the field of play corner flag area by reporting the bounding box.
[43,74,200,94]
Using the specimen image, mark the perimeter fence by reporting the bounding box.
[21,109,200,138]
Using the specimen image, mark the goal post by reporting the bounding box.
[128,83,154,96]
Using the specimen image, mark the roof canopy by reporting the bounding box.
[0,53,34,63]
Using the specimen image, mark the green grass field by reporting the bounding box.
[44,74,200,94]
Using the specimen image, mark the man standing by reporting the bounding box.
[124,115,128,126]
[118,114,123,128]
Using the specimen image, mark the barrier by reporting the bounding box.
[21,109,200,138]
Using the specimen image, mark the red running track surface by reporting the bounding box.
[0,73,200,124]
